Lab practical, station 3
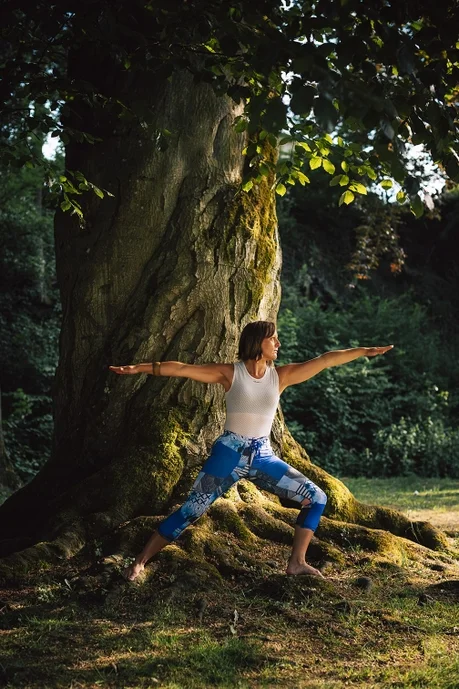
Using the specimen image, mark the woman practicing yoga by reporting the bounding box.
[109,321,393,581]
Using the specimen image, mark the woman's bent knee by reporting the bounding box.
[315,488,327,506]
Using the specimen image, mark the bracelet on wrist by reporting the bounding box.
[152,361,162,376]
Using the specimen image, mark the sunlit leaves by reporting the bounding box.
[322,159,335,175]
[380,179,393,189]
[349,182,367,195]
[275,182,287,196]
[295,141,311,152]
[339,190,355,206]
[3,0,459,215]
[293,170,310,186]
[53,170,113,218]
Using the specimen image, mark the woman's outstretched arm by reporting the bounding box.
[109,361,233,387]
[278,345,394,391]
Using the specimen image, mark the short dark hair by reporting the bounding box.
[237,321,276,362]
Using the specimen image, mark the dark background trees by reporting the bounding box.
[0,156,61,493]
[277,181,459,478]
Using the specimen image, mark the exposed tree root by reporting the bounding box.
[0,429,455,586]
[281,433,449,550]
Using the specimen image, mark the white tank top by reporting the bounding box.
[224,361,280,438]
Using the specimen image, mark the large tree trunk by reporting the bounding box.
[0,51,448,580]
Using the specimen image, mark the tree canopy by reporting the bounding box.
[1,0,459,217]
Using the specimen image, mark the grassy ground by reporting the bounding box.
[342,476,459,535]
[1,477,459,689]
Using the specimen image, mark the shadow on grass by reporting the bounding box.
[1,600,268,689]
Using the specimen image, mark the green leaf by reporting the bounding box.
[242,180,253,192]
[366,167,377,180]
[339,190,355,206]
[349,182,367,195]
[322,159,335,175]
[295,171,310,186]
[410,194,424,217]
[234,118,248,133]
[309,157,322,170]
[60,197,72,212]
[295,142,311,152]
[380,179,393,189]
[341,160,349,172]
[93,185,104,199]
[276,182,287,196]
[339,175,349,186]
[396,190,407,203]
[71,204,83,218]
[329,175,342,187]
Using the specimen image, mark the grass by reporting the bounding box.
[340,476,459,511]
[341,476,459,535]
[1,477,459,688]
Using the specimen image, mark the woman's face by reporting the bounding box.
[261,331,281,361]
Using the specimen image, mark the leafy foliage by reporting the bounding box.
[1,0,459,218]
[0,160,61,479]
[278,175,459,478]
[278,291,459,477]
[2,389,54,481]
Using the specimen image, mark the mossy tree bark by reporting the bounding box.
[0,51,449,578]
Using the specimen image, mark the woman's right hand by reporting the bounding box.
[109,365,139,375]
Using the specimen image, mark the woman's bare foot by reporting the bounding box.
[123,561,145,581]
[286,561,325,578]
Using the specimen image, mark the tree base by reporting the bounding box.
[0,478,456,588]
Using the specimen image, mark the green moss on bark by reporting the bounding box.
[208,500,256,543]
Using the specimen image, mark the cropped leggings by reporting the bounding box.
[158,430,327,542]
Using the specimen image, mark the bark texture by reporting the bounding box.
[0,58,281,553]
[0,53,451,580]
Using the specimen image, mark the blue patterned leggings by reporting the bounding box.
[157,430,327,542]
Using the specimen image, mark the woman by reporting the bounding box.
[110,321,393,581]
